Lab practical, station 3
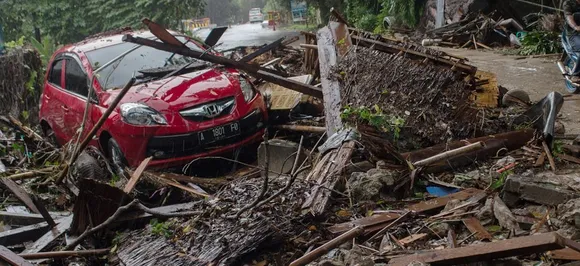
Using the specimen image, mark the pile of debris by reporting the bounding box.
[4,9,580,266]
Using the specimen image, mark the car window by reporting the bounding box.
[85,36,205,90]
[65,58,89,97]
[48,59,64,87]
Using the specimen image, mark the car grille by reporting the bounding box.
[146,109,264,159]
[179,97,236,122]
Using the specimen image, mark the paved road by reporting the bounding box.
[195,23,300,51]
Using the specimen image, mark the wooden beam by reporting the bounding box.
[317,26,343,136]
[1,178,39,213]
[22,215,73,254]
[123,35,323,98]
[0,245,33,266]
[389,233,566,266]
[124,157,152,193]
[240,37,284,63]
[19,249,109,260]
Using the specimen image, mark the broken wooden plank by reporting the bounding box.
[316,25,343,135]
[543,141,557,171]
[302,141,355,216]
[22,215,73,254]
[400,233,428,246]
[240,37,284,63]
[124,156,152,193]
[548,248,580,260]
[0,221,54,246]
[414,142,484,167]
[389,233,566,266]
[289,226,363,266]
[559,153,580,165]
[31,195,56,228]
[274,125,326,134]
[0,211,67,226]
[1,178,40,213]
[0,245,33,266]
[563,144,580,157]
[19,248,109,260]
[299,44,318,50]
[462,217,492,240]
[329,188,483,234]
[447,229,457,248]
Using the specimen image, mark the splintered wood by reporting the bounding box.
[302,141,355,216]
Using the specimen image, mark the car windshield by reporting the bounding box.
[86,36,205,90]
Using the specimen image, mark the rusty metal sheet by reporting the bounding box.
[389,233,566,266]
[329,188,483,234]
[462,217,492,240]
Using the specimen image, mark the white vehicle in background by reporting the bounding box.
[249,8,263,23]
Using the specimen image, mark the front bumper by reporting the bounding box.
[115,108,265,168]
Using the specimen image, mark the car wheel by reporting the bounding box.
[107,138,127,177]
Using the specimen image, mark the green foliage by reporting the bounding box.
[553,140,564,155]
[490,170,514,191]
[378,0,419,28]
[341,105,405,139]
[11,142,25,154]
[5,36,25,50]
[1,0,205,45]
[355,14,378,32]
[109,174,120,186]
[518,31,562,56]
[150,219,172,238]
[30,37,57,67]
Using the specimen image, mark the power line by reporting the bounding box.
[511,0,564,12]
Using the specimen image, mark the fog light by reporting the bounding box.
[154,151,165,158]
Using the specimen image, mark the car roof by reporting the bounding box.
[62,29,183,54]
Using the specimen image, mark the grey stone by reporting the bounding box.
[501,191,521,208]
[258,139,307,174]
[493,195,520,231]
[318,260,345,266]
[347,166,397,201]
[476,197,494,225]
[503,171,579,206]
[348,172,383,201]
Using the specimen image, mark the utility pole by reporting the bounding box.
[0,23,5,55]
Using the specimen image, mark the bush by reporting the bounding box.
[518,31,562,55]
[356,14,378,32]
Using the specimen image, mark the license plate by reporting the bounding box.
[198,122,241,145]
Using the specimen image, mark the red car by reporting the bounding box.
[39,30,267,172]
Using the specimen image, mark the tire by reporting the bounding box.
[564,55,580,93]
[107,138,127,177]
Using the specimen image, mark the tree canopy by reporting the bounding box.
[0,0,205,44]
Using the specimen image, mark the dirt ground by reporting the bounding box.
[438,47,580,134]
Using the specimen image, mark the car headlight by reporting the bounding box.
[239,77,256,102]
[120,103,167,126]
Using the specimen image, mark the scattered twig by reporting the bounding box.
[289,226,363,266]
[542,141,557,172]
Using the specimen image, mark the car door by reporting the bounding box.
[42,57,68,144]
[62,56,93,140]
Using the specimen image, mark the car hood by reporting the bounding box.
[100,67,240,113]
